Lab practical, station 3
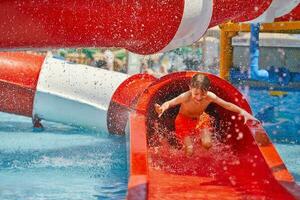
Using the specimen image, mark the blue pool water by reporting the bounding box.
[242,88,300,183]
[0,113,128,200]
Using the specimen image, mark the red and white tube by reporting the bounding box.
[276,4,300,22]
[250,0,299,22]
[2,0,298,54]
[0,52,156,134]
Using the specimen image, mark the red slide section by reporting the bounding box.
[127,72,300,200]
[276,4,300,22]
[0,52,45,117]
[0,0,183,55]
[210,0,272,27]
[0,0,274,54]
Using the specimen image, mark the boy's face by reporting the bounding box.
[190,86,207,103]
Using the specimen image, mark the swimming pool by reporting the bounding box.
[242,88,300,184]
[0,112,128,200]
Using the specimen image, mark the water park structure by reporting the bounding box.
[219,21,300,82]
[0,0,300,199]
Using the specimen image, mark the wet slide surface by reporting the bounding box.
[147,139,295,200]
[128,71,300,200]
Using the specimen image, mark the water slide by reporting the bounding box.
[1,52,300,199]
[1,0,300,199]
[128,72,300,199]
[0,0,299,55]
[0,52,155,134]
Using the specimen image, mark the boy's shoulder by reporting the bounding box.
[179,91,191,100]
[207,91,217,101]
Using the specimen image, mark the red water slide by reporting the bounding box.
[0,52,158,133]
[1,1,300,198]
[0,0,275,54]
[0,54,299,199]
[127,71,300,200]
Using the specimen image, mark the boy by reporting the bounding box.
[155,73,258,156]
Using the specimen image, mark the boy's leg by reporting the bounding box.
[183,136,193,156]
[201,128,213,149]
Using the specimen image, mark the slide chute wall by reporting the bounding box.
[128,71,299,199]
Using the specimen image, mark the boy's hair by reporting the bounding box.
[190,73,210,91]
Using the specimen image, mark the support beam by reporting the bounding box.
[219,25,237,80]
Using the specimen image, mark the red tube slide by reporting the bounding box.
[0,52,156,133]
[0,0,274,54]
[127,71,300,199]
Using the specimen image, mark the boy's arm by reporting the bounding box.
[155,92,188,117]
[208,92,259,123]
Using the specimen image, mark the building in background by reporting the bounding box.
[23,27,300,77]
[232,33,300,74]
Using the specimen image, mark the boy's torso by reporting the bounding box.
[178,92,211,119]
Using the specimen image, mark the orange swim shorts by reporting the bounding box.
[175,112,213,140]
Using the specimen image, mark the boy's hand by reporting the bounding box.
[241,110,260,124]
[155,103,167,117]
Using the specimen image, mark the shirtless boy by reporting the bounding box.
[155,73,258,156]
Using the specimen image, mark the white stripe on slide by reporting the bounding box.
[251,0,300,22]
[161,0,213,52]
[33,54,129,131]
